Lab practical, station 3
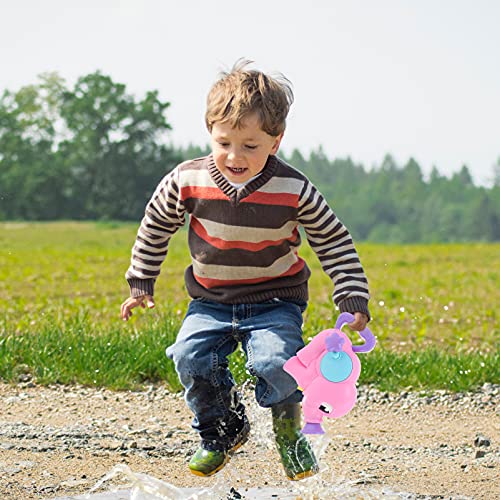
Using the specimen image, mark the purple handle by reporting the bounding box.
[334,313,376,354]
[335,312,355,329]
[352,328,376,353]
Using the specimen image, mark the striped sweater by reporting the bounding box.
[126,154,370,317]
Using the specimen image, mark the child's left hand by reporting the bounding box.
[347,312,369,332]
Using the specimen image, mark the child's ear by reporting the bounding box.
[271,132,284,155]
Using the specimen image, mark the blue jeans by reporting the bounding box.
[165,298,306,448]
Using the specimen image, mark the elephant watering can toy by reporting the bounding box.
[283,312,376,434]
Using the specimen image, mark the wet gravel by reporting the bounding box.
[357,383,498,412]
[0,383,498,499]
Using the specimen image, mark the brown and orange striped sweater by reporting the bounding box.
[126,154,370,317]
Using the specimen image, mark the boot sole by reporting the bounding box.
[188,430,250,477]
[189,457,228,477]
[288,467,319,481]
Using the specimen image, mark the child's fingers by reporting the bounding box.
[347,320,362,331]
[120,302,127,320]
[347,313,368,331]
[121,296,154,321]
[121,298,139,320]
[121,304,131,321]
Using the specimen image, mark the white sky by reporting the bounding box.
[1,0,499,186]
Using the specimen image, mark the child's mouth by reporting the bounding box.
[227,167,247,176]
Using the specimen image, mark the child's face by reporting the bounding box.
[210,113,283,184]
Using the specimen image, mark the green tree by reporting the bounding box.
[179,143,211,160]
[59,71,181,219]
[0,71,180,221]
[455,164,474,187]
[0,73,68,219]
[466,192,500,240]
[492,158,500,187]
[1,71,499,241]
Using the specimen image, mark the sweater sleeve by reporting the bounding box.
[297,179,370,319]
[125,167,186,298]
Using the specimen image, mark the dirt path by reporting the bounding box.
[0,383,498,499]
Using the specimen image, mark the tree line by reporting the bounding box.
[1,72,499,242]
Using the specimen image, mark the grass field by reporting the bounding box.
[0,222,498,392]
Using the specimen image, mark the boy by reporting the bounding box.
[121,60,370,480]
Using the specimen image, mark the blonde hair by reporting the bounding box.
[205,59,294,137]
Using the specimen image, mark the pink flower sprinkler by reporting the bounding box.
[283,312,376,434]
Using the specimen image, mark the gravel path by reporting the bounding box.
[0,383,498,499]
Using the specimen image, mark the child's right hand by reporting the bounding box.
[120,295,155,321]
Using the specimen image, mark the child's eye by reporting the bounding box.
[245,145,258,150]
[218,142,230,147]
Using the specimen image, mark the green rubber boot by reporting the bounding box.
[272,403,319,481]
[189,418,250,477]
[188,447,228,477]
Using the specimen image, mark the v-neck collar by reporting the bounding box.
[207,154,278,203]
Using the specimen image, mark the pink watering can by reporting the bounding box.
[283,312,376,434]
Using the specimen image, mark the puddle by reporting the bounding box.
[60,384,419,499]
[62,462,410,499]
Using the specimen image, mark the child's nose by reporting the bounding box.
[227,148,243,163]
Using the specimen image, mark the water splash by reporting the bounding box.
[89,464,246,500]
[84,459,264,500]
[85,459,410,499]
[85,383,412,499]
[86,464,174,499]
[233,388,412,499]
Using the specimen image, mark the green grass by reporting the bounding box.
[0,312,183,391]
[0,313,496,392]
[0,222,498,392]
